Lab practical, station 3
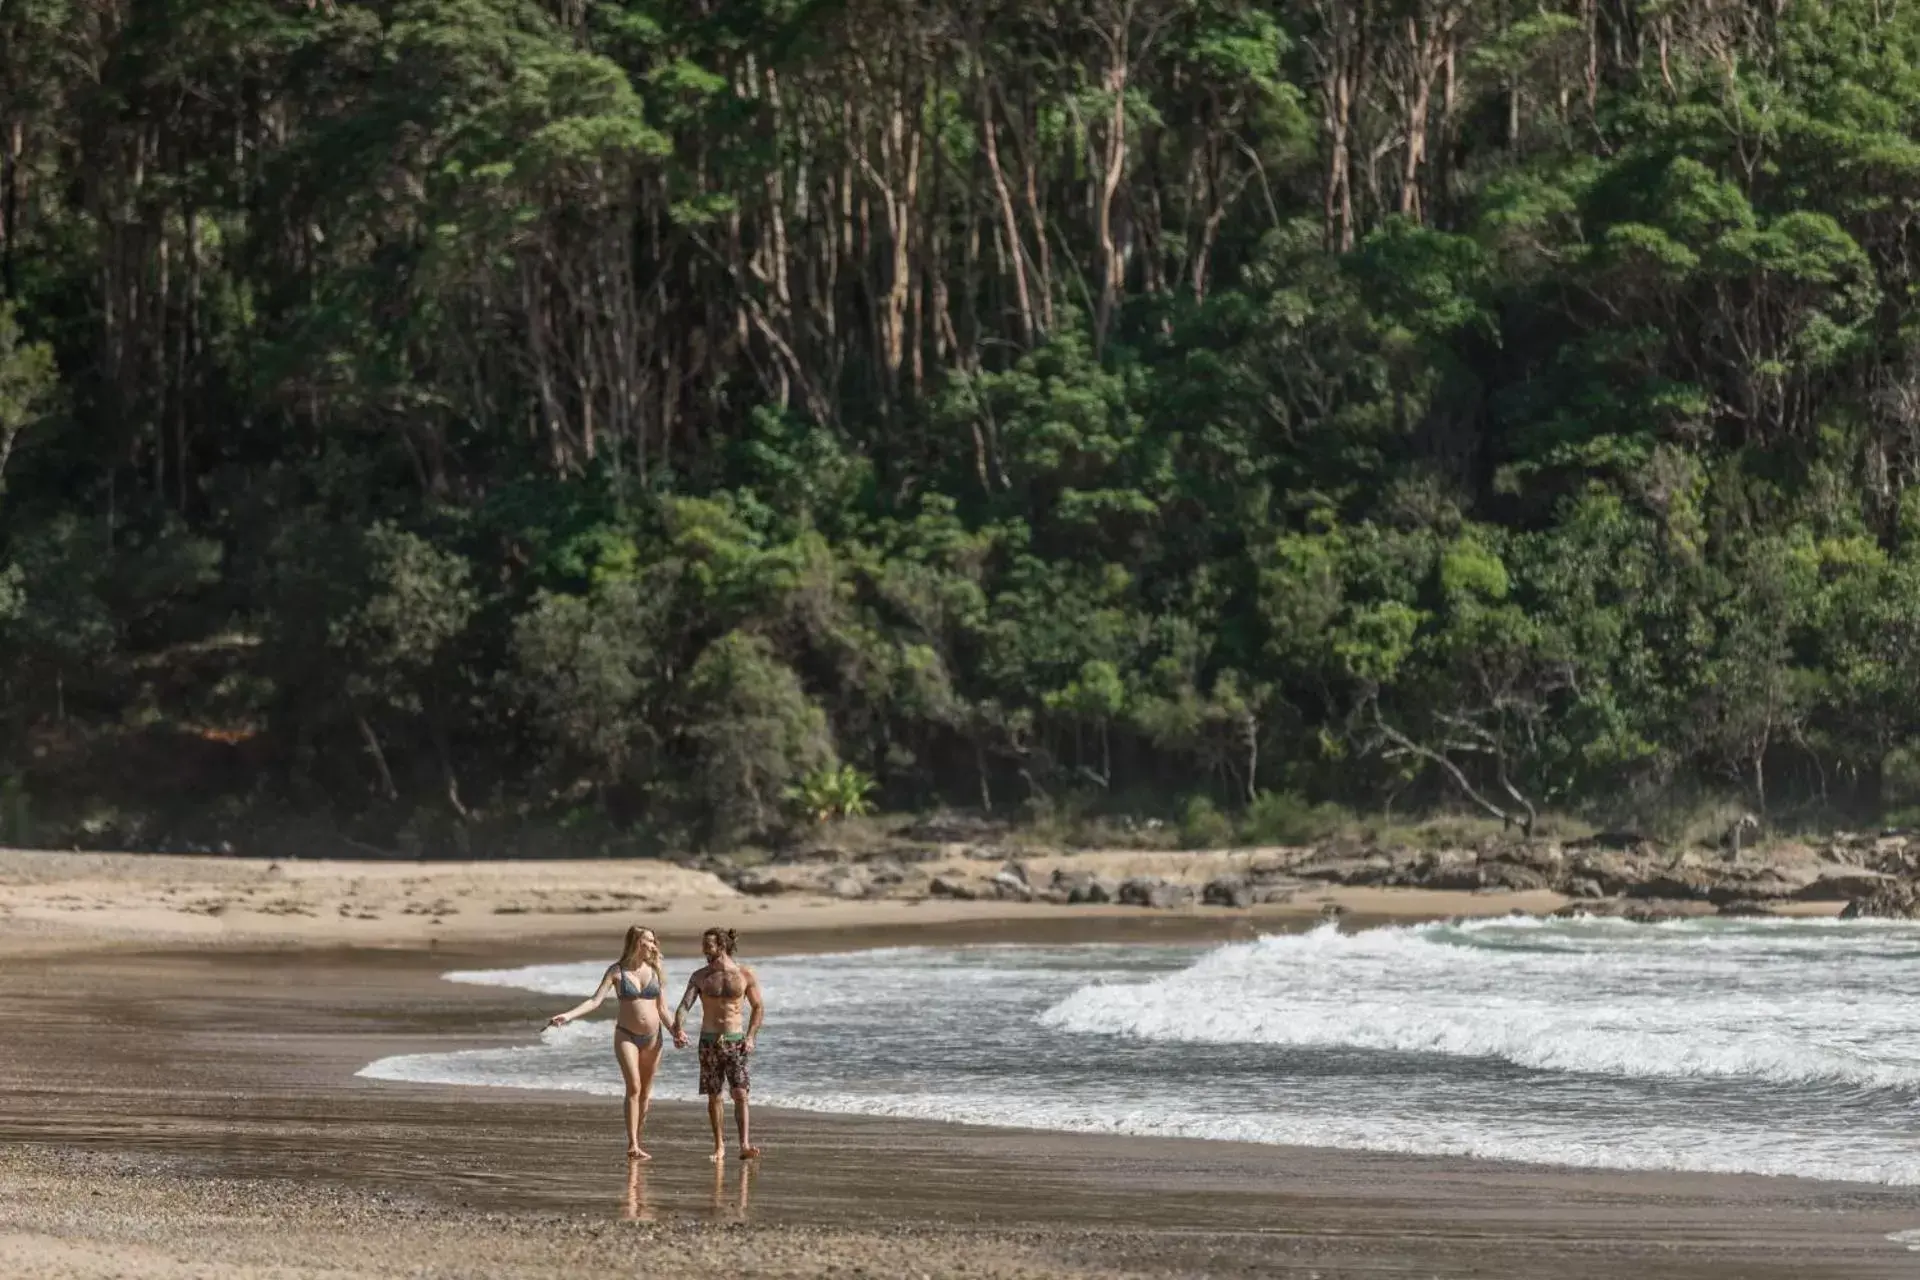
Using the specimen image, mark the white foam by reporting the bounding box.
[1039,920,1920,1089]
[358,922,1920,1186]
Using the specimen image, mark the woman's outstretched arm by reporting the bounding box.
[548,966,617,1027]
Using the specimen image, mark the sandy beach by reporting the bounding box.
[2,848,1916,1278]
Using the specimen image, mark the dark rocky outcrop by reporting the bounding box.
[1555,897,1716,923]
[928,876,977,900]
[1203,875,1253,908]
[1118,877,1193,909]
[1841,883,1920,920]
[716,825,1920,921]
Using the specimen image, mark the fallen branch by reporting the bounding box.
[1371,703,1534,837]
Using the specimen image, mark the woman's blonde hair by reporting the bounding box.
[618,925,662,986]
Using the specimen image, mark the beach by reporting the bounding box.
[4,849,1920,1278]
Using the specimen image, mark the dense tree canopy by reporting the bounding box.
[5,0,1920,849]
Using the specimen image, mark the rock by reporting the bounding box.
[1565,851,1651,897]
[864,858,909,887]
[1247,853,1300,881]
[1118,877,1193,909]
[732,869,803,897]
[1050,869,1117,904]
[928,876,977,901]
[999,860,1030,886]
[1475,862,1552,892]
[1402,849,1479,891]
[1796,870,1896,901]
[1255,885,1297,905]
[1563,877,1604,900]
[1293,853,1395,886]
[1564,830,1648,852]
[990,869,1033,901]
[825,871,869,900]
[775,843,851,865]
[1496,841,1566,872]
[1072,877,1115,905]
[865,843,944,865]
[1554,897,1715,923]
[1624,866,1721,902]
[1202,876,1253,908]
[959,843,1018,862]
[1841,883,1920,919]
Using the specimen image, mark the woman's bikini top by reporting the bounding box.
[615,966,660,1001]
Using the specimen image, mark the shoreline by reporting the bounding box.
[0,845,1614,960]
[4,853,1917,1277]
[11,940,1920,1275]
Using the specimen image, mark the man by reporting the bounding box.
[672,926,764,1160]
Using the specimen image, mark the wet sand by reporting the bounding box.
[5,914,1920,1278]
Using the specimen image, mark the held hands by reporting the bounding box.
[743,1035,756,1053]
[672,1028,689,1048]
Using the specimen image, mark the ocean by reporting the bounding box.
[357,916,1920,1184]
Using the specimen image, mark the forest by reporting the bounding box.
[2,0,1919,854]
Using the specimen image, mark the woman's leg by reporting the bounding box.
[614,1033,646,1159]
[632,1035,663,1157]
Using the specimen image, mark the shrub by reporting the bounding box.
[785,764,877,823]
[1241,789,1349,845]
[1180,794,1234,848]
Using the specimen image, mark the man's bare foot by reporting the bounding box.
[741,1146,763,1159]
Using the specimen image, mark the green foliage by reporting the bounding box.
[508,579,661,785]
[0,303,55,493]
[784,763,877,824]
[16,0,1920,848]
[682,631,834,844]
[1242,790,1348,846]
[1179,794,1234,849]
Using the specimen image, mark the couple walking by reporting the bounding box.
[547,925,763,1162]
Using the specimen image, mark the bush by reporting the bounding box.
[785,763,876,823]
[1180,794,1234,848]
[1241,789,1349,845]
[684,630,834,846]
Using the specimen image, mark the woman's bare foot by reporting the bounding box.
[628,1146,651,1161]
[741,1146,763,1159]
[709,1146,726,1162]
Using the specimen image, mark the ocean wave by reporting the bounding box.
[353,1048,1920,1186]
[1037,922,1920,1090]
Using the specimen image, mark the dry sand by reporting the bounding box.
[0,848,1909,1277]
[0,846,1589,958]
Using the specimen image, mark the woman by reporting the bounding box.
[548,925,685,1160]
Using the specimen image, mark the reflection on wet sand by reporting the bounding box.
[711,1159,756,1221]
[622,1161,653,1222]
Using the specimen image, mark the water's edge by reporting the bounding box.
[359,919,1920,1185]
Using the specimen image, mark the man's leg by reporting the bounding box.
[707,1093,726,1160]
[732,1087,755,1156]
[700,1040,727,1160]
[732,1046,761,1157]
